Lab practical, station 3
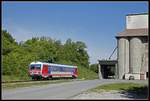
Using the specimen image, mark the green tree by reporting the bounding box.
[2,29,96,80]
[2,30,17,55]
[89,64,98,73]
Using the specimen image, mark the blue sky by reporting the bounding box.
[2,1,148,64]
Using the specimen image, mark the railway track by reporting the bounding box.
[2,80,39,83]
[2,79,82,84]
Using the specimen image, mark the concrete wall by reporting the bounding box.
[126,14,148,29]
[98,64,102,79]
[118,38,129,79]
[141,39,148,73]
[124,73,146,80]
[144,43,148,72]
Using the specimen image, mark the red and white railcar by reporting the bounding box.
[28,61,78,80]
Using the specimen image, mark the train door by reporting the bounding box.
[42,64,48,77]
[74,68,78,77]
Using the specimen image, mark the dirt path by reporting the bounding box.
[71,90,148,100]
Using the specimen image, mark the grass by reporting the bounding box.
[77,66,98,80]
[88,82,148,99]
[90,83,147,92]
[2,79,74,90]
[2,75,31,82]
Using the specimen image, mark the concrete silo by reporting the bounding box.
[129,37,142,73]
[116,13,148,80]
[117,37,129,79]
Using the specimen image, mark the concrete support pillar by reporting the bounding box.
[98,64,102,79]
[115,63,118,79]
[118,37,129,79]
[129,37,142,73]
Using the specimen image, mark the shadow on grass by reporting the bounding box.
[119,85,148,100]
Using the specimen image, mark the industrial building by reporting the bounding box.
[116,13,148,80]
[98,13,148,80]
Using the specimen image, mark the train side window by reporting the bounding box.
[57,66,61,72]
[53,66,57,71]
[48,65,51,68]
[36,67,41,70]
[60,67,64,72]
[66,68,70,72]
[55,66,58,71]
[30,65,35,70]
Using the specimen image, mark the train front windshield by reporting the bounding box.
[30,64,41,70]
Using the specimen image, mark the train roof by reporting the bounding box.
[30,61,77,68]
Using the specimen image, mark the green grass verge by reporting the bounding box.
[77,66,98,80]
[89,82,148,93]
[2,75,31,82]
[2,79,74,90]
[88,82,148,99]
